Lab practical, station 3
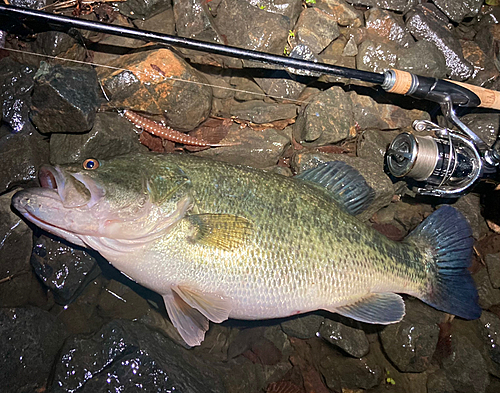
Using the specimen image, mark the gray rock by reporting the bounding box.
[247,0,303,23]
[474,267,500,310]
[449,193,488,240]
[397,40,448,78]
[0,190,44,307]
[33,31,79,58]
[356,40,398,73]
[194,122,290,168]
[133,8,176,36]
[30,62,100,134]
[343,36,358,56]
[357,129,402,167]
[215,0,291,54]
[316,0,364,27]
[295,7,340,54]
[253,73,306,100]
[293,86,353,146]
[480,311,500,376]
[345,0,417,12]
[0,307,68,393]
[461,112,500,148]
[319,318,369,358]
[486,253,500,289]
[427,370,456,393]
[379,319,439,372]
[406,4,474,80]
[31,233,100,304]
[230,101,296,123]
[49,112,146,165]
[432,0,482,23]
[441,334,490,393]
[51,319,225,393]
[292,152,394,221]
[365,7,414,48]
[117,0,172,19]
[280,313,324,339]
[174,0,220,42]
[231,76,264,101]
[10,0,45,8]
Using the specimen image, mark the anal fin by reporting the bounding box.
[331,293,405,324]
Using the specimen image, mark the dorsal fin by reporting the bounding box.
[295,161,375,215]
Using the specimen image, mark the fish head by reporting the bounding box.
[12,154,192,248]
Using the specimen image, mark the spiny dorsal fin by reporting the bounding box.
[295,161,375,215]
[187,213,253,251]
[331,293,405,324]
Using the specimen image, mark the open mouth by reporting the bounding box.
[39,166,58,190]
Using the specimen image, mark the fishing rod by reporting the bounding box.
[1,3,500,197]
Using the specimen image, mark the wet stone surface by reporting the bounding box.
[295,7,340,55]
[318,318,369,358]
[30,62,101,134]
[31,233,100,305]
[432,0,483,23]
[0,307,68,393]
[117,0,172,20]
[345,0,417,12]
[52,319,225,393]
[230,101,297,124]
[280,313,324,339]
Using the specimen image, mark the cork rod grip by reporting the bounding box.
[447,80,500,110]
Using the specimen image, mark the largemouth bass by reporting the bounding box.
[12,153,480,346]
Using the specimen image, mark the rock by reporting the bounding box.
[292,152,394,221]
[215,0,291,54]
[117,0,172,19]
[98,48,213,131]
[461,112,500,148]
[461,39,499,86]
[474,267,500,310]
[0,190,45,307]
[343,36,358,56]
[345,0,417,12]
[480,311,500,376]
[280,313,324,339]
[0,57,37,133]
[0,307,68,393]
[51,319,225,393]
[449,193,489,240]
[357,129,402,167]
[486,253,500,289]
[133,8,175,35]
[441,334,490,393]
[174,0,220,42]
[194,123,290,168]
[30,233,100,304]
[30,62,100,134]
[397,40,448,78]
[50,111,146,165]
[356,40,398,73]
[231,76,264,101]
[406,4,474,80]
[318,318,369,358]
[365,7,414,48]
[32,31,81,58]
[349,90,430,130]
[316,0,364,28]
[427,370,456,393]
[249,0,303,23]
[10,0,45,8]
[293,86,354,146]
[379,319,439,372]
[295,7,340,54]
[253,72,306,100]
[432,0,482,23]
[230,101,296,123]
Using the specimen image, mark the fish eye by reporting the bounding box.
[82,158,100,170]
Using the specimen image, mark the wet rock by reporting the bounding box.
[0,190,45,307]
[316,0,363,28]
[98,48,212,131]
[0,57,36,133]
[0,307,68,393]
[215,0,291,54]
[30,62,100,134]
[432,0,482,23]
[293,86,354,146]
[480,311,500,376]
[253,72,306,100]
[345,0,416,12]
[365,7,414,48]
[427,370,456,393]
[292,152,394,220]
[440,334,490,393]
[343,36,358,56]
[33,31,81,58]
[230,101,296,123]
[192,323,235,361]
[248,0,303,23]
[449,193,489,240]
[117,0,172,19]
[10,0,45,8]
[406,4,474,80]
[461,39,499,86]
[133,8,175,36]
[231,76,264,101]
[216,357,262,393]
[485,253,500,289]
[379,318,439,372]
[295,7,340,54]
[397,40,448,78]
[31,233,100,305]
[195,123,290,168]
[51,319,225,393]
[349,90,430,130]
[474,267,500,311]
[357,129,402,167]
[356,40,398,73]
[174,0,220,42]
[461,112,500,148]
[49,112,146,165]
[318,318,369,358]
[280,313,324,339]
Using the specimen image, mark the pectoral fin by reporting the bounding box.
[187,214,253,251]
[172,285,232,323]
[331,293,405,324]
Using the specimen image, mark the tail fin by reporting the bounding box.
[406,205,481,320]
